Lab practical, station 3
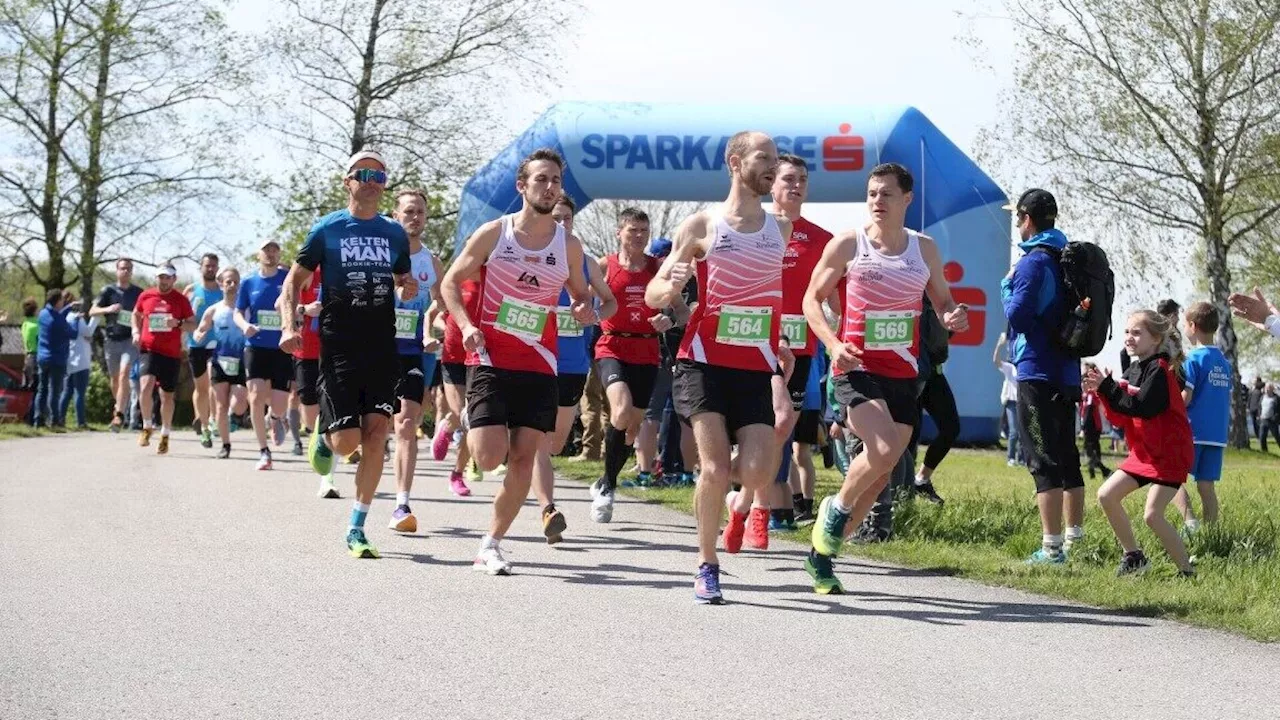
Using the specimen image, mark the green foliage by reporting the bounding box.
[86,364,114,424]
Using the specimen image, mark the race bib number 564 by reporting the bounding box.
[715,305,771,347]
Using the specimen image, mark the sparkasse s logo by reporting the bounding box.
[579,124,864,172]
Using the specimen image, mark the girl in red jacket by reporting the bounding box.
[1083,310,1195,577]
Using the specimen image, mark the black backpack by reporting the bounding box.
[1034,242,1115,357]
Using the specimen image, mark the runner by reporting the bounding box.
[289,270,334,496]
[236,239,292,471]
[434,278,481,495]
[193,268,247,459]
[132,263,196,455]
[184,253,222,448]
[90,258,143,432]
[387,188,445,534]
[531,194,616,542]
[440,148,597,575]
[723,153,833,552]
[644,131,794,604]
[279,148,417,559]
[590,207,674,523]
[801,162,969,594]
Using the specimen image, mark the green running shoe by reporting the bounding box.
[346,528,379,559]
[308,416,333,476]
[804,549,844,595]
[810,496,849,558]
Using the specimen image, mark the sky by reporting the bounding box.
[215,0,1198,371]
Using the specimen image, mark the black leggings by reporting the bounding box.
[920,372,960,470]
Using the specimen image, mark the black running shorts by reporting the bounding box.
[596,357,658,410]
[294,357,320,406]
[140,352,181,393]
[832,371,918,426]
[672,360,775,437]
[442,361,468,387]
[465,365,557,432]
[786,356,813,412]
[187,347,213,380]
[318,349,397,434]
[394,353,427,406]
[245,347,293,392]
[558,372,587,408]
[1017,380,1085,493]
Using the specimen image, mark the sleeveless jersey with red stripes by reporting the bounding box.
[466,215,570,375]
[442,279,479,364]
[677,213,785,372]
[595,253,661,366]
[840,227,931,379]
[781,216,833,357]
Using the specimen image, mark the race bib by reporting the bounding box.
[781,314,808,349]
[557,309,584,338]
[394,308,420,340]
[114,312,130,328]
[147,313,172,332]
[256,310,282,331]
[216,355,241,375]
[494,298,551,341]
[715,305,772,347]
[864,310,915,351]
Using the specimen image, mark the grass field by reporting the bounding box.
[554,444,1280,641]
[0,422,108,440]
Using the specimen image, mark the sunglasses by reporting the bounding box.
[349,168,387,184]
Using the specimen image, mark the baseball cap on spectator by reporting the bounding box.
[1003,188,1058,226]
[346,149,387,174]
[157,264,177,277]
[259,238,280,250]
[646,237,672,259]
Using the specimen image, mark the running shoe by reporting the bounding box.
[473,546,513,575]
[694,562,723,605]
[465,460,481,484]
[316,473,340,499]
[1064,531,1086,552]
[200,429,213,449]
[110,412,123,433]
[193,420,203,436]
[292,439,304,456]
[229,414,241,433]
[744,506,769,550]
[346,528,379,559]
[679,471,695,487]
[137,428,152,447]
[542,506,567,545]
[256,450,273,471]
[1115,550,1149,576]
[914,480,945,505]
[217,444,231,459]
[589,478,614,523]
[271,416,285,446]
[431,425,451,461]
[308,418,334,476]
[490,463,507,478]
[811,496,849,558]
[722,496,747,554]
[804,549,844,595]
[448,470,471,497]
[621,471,652,488]
[1026,547,1067,565]
[157,434,169,455]
[388,505,417,533]
[345,450,360,464]
[794,502,816,526]
[660,472,682,487]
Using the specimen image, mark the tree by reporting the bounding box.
[264,0,574,259]
[571,199,707,259]
[977,0,1280,448]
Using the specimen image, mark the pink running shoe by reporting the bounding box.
[431,425,451,461]
[449,470,471,497]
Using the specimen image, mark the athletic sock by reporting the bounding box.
[1043,533,1064,553]
[603,426,627,490]
[914,473,929,487]
[260,446,270,455]
[349,501,370,531]
[833,496,853,515]
[480,534,498,551]
[784,508,796,525]
[396,491,410,507]
[288,408,301,444]
[1065,525,1085,541]
[143,420,154,430]
[160,426,170,437]
[792,493,804,511]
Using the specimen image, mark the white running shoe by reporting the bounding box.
[472,546,513,575]
[316,473,340,499]
[590,479,614,523]
[255,451,273,471]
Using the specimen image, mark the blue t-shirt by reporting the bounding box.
[211,304,246,370]
[296,209,411,354]
[556,257,593,375]
[236,269,286,349]
[1183,345,1232,446]
[188,284,224,348]
[394,247,437,355]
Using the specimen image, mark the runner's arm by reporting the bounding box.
[802,231,855,352]
[425,255,446,331]
[441,221,500,332]
[645,213,704,310]
[586,253,617,322]
[564,234,591,305]
[919,235,960,316]
[192,306,217,344]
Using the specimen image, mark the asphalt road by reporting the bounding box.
[2,430,1277,720]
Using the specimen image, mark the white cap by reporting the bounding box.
[157,264,177,277]
[346,149,387,174]
[259,238,280,250]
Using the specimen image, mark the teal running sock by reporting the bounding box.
[349,501,370,531]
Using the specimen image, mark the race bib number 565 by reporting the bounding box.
[495,298,550,341]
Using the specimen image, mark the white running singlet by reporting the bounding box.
[840,227,931,379]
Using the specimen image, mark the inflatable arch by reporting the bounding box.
[456,102,1010,442]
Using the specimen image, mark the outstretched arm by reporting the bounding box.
[919,235,968,332]
[803,231,856,369]
[645,213,704,310]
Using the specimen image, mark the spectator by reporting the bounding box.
[1079,362,1110,478]
[20,297,38,392]
[995,332,1022,467]
[1261,384,1279,453]
[1228,287,1280,340]
[35,288,75,427]
[1248,377,1264,440]
[60,292,98,429]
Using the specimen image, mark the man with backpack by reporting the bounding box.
[1002,188,1093,563]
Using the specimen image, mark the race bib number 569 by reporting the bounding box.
[864,310,915,351]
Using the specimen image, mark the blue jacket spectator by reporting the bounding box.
[1000,227,1080,390]
[36,291,75,366]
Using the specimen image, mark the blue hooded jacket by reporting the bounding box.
[1000,228,1081,390]
[36,302,75,366]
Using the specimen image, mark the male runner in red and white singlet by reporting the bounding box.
[801,162,969,594]
[646,130,794,605]
[441,148,596,576]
